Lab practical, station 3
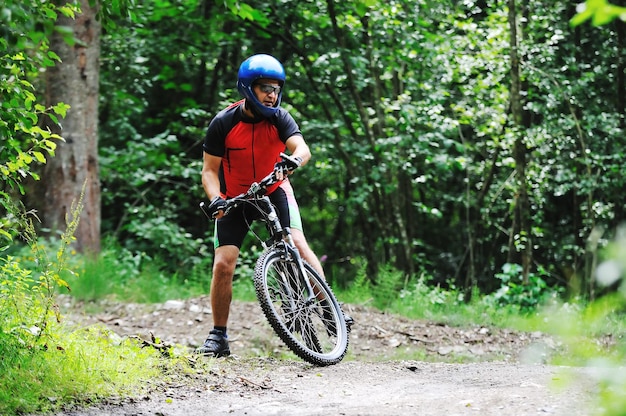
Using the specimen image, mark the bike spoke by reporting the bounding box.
[255,249,349,365]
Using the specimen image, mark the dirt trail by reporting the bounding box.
[51,296,598,416]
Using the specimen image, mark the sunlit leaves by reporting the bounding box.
[223,0,270,26]
[1,1,69,196]
[570,0,626,27]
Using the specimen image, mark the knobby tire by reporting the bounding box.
[254,247,349,366]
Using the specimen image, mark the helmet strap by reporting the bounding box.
[243,98,264,118]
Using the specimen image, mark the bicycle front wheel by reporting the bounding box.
[254,247,349,366]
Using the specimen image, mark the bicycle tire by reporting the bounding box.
[254,247,349,366]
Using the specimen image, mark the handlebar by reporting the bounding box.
[200,152,299,219]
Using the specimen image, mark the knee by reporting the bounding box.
[213,257,236,279]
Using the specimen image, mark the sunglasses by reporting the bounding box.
[256,83,282,95]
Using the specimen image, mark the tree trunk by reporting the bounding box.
[42,0,101,253]
[508,0,532,283]
[616,12,625,128]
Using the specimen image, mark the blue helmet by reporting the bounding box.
[237,54,286,118]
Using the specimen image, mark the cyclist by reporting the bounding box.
[197,54,348,357]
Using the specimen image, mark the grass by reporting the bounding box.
[0,235,211,416]
[63,242,259,304]
[0,317,166,415]
[63,242,626,348]
[64,247,209,303]
[0,239,255,415]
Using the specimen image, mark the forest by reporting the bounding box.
[4,3,626,414]
[2,0,626,302]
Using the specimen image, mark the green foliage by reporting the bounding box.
[511,229,626,416]
[1,191,81,354]
[0,1,74,165]
[369,264,406,310]
[60,240,208,303]
[1,1,74,245]
[89,0,137,28]
[486,263,563,312]
[343,262,461,319]
[94,0,626,303]
[0,322,163,415]
[60,239,261,304]
[0,195,171,415]
[0,2,209,415]
[570,0,626,26]
[99,130,209,271]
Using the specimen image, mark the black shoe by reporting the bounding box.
[323,309,354,336]
[196,329,230,357]
[344,313,354,333]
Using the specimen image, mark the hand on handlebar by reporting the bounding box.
[201,153,302,220]
[273,153,302,181]
[207,196,227,219]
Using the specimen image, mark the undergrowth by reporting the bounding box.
[0,197,189,416]
[50,238,260,304]
[0,325,163,415]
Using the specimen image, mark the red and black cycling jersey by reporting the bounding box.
[203,100,302,198]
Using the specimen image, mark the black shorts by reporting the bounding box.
[213,180,303,249]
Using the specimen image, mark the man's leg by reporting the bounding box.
[292,229,354,332]
[291,229,325,278]
[210,245,240,327]
[274,182,325,276]
[276,182,353,330]
[196,245,239,357]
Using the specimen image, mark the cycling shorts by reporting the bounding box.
[213,180,303,249]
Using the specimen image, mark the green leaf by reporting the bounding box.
[43,7,58,19]
[52,102,71,118]
[47,51,61,62]
[48,113,60,125]
[58,5,78,19]
[0,229,12,241]
[570,0,626,26]
[32,151,46,164]
[43,140,58,152]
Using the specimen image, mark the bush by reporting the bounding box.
[0,199,173,415]
[486,263,563,312]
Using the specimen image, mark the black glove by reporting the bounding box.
[274,155,302,175]
[207,196,227,218]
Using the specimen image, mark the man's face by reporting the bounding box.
[253,78,281,108]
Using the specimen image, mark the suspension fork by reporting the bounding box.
[283,235,317,304]
[258,196,317,303]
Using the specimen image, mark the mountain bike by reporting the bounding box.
[200,154,349,366]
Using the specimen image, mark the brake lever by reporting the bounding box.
[199,200,234,220]
[199,201,211,219]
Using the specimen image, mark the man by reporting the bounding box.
[197,54,336,357]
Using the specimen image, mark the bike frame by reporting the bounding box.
[200,171,317,305]
[243,194,318,307]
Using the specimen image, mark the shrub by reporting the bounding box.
[487,263,563,312]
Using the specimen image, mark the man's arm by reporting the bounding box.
[202,152,222,200]
[285,135,311,167]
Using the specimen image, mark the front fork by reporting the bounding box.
[259,196,317,306]
[284,238,317,305]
